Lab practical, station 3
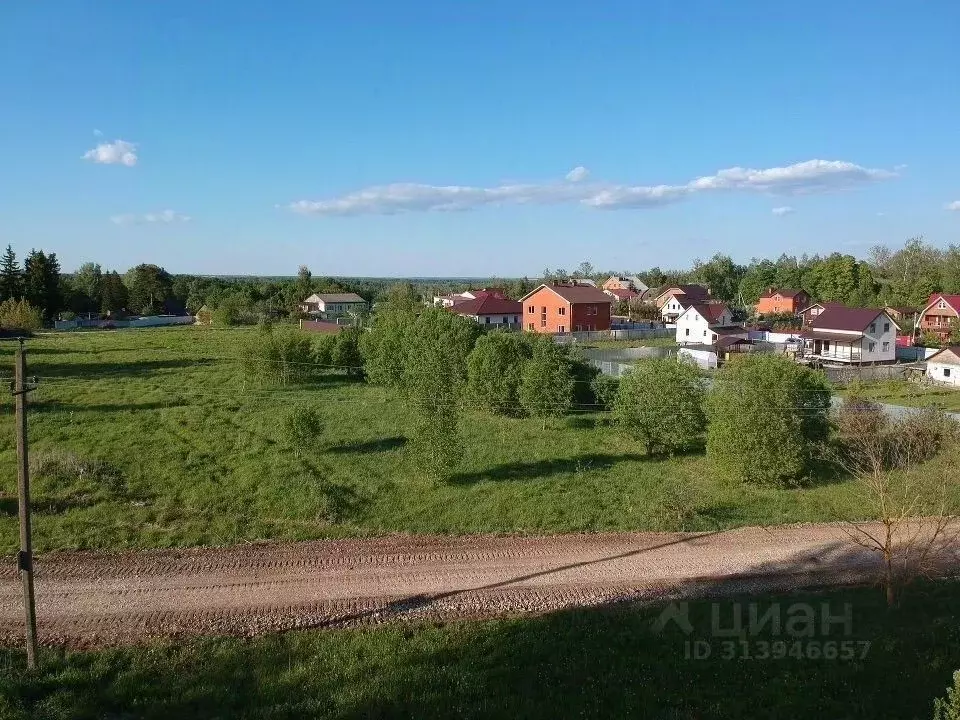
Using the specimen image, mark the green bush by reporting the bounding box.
[239,325,315,386]
[0,298,43,331]
[614,358,706,457]
[706,354,832,485]
[590,374,620,411]
[466,332,533,416]
[281,405,324,445]
[934,670,960,720]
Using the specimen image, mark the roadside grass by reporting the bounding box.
[1,581,959,719]
[842,379,960,412]
[0,327,946,553]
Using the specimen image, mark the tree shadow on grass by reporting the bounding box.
[449,452,646,484]
[32,400,188,414]
[31,358,215,379]
[327,436,408,455]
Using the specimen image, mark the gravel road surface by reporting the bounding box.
[0,523,952,648]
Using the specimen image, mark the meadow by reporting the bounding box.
[1,581,958,719]
[0,326,945,553]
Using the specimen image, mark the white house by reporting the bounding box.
[657,285,711,323]
[602,275,649,293]
[448,296,522,328]
[800,307,899,364]
[300,293,368,317]
[925,347,960,386]
[675,303,735,345]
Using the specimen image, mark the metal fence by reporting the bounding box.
[553,328,674,344]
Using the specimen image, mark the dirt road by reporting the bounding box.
[0,523,943,648]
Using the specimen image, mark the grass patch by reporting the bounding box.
[842,379,960,412]
[0,327,950,553]
[580,336,678,350]
[1,581,959,718]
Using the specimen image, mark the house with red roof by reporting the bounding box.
[448,295,522,328]
[434,287,508,308]
[917,293,960,343]
[755,288,810,317]
[520,284,614,334]
[800,307,898,364]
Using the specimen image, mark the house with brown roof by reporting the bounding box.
[602,275,648,293]
[448,295,522,328]
[917,293,960,343]
[675,303,751,350]
[800,307,899,364]
[433,288,508,308]
[925,346,960,386]
[655,284,711,322]
[755,288,810,317]
[798,301,845,326]
[604,287,640,303]
[520,284,614,334]
[300,292,368,317]
[885,306,919,327]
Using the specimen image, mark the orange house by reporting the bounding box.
[755,288,810,316]
[520,284,613,334]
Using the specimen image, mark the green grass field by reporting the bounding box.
[844,379,960,412]
[0,326,946,553]
[1,582,958,719]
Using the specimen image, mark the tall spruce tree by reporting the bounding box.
[23,249,63,322]
[0,245,22,301]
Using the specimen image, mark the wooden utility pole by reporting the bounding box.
[13,339,38,668]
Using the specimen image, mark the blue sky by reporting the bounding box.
[1,0,958,277]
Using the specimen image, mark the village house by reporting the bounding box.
[655,284,711,323]
[675,303,735,345]
[925,346,960,387]
[520,284,614,334]
[800,307,899,364]
[300,293,368,318]
[798,301,845,326]
[885,306,919,328]
[603,287,640,303]
[755,288,811,317]
[601,275,649,293]
[917,293,960,343]
[448,295,522,328]
[433,288,507,308]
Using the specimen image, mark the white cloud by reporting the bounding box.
[771,206,795,216]
[288,158,897,216]
[93,128,103,137]
[110,210,190,225]
[945,200,960,212]
[83,139,138,167]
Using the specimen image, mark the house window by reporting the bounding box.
[703,330,707,337]
[484,317,490,324]
[528,305,534,314]
[883,322,890,333]
[869,323,876,334]
[945,368,952,378]
[882,342,889,352]
[868,342,876,352]
[528,323,534,331]
[559,325,565,333]
[558,307,566,316]
[685,329,689,336]
[513,316,518,323]
[939,300,947,309]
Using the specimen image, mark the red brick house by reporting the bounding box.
[755,288,810,317]
[520,284,614,334]
[917,293,960,342]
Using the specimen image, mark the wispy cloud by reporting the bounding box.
[83,139,138,167]
[288,159,897,216]
[771,206,795,216]
[110,210,190,225]
[945,200,960,212]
